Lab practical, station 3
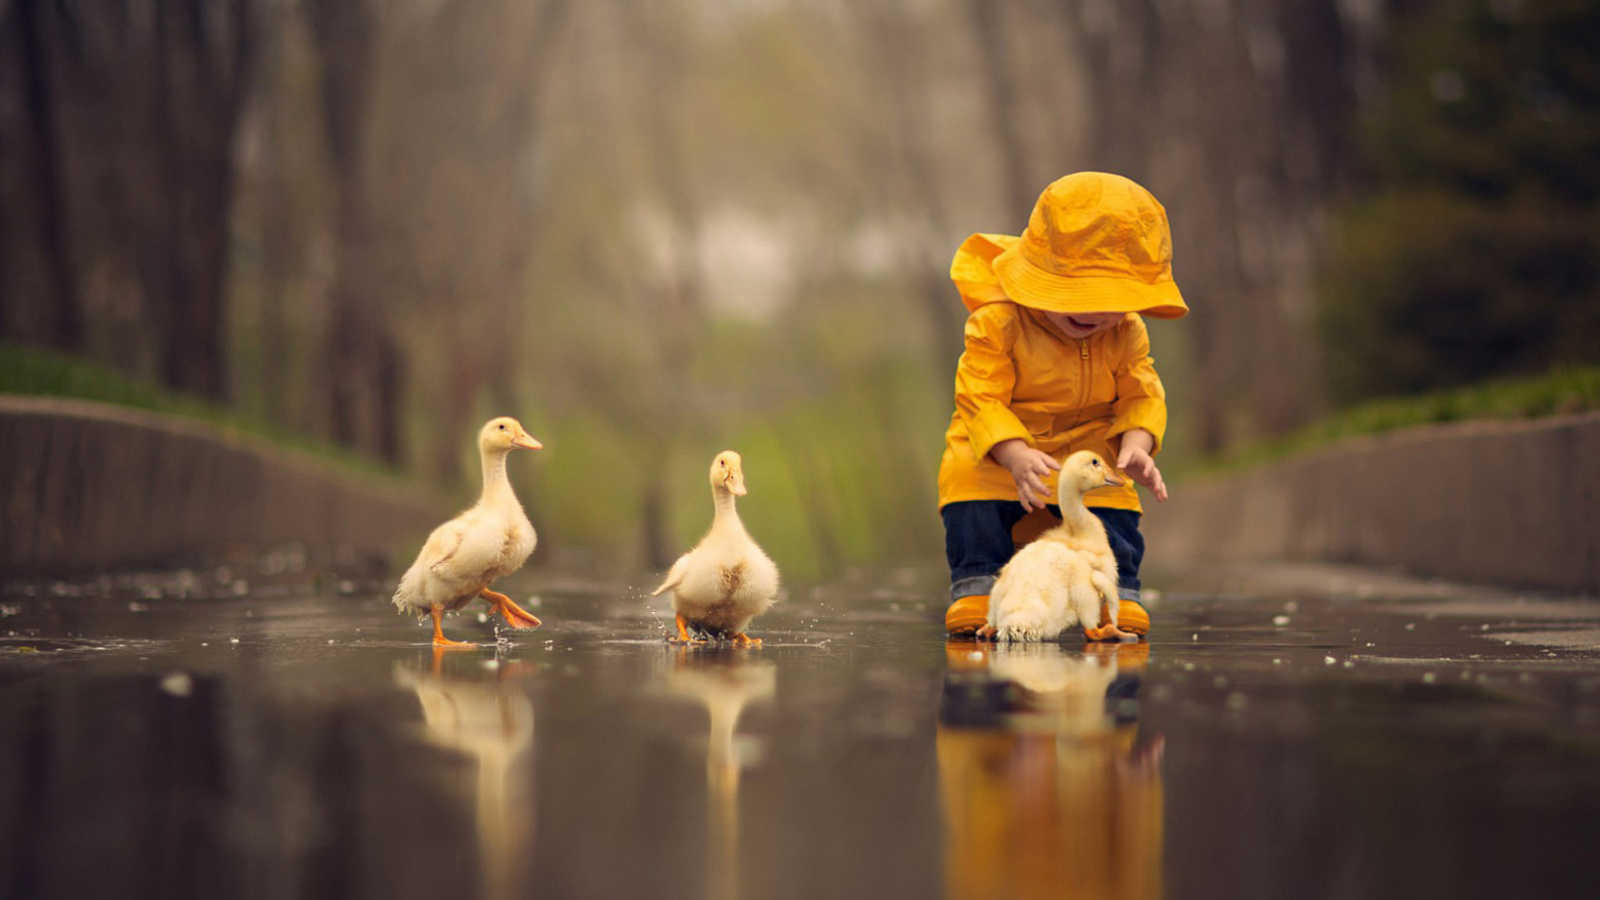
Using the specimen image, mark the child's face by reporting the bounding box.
[1041,310,1122,340]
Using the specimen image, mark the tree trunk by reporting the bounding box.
[4,0,84,352]
[307,0,396,459]
[965,0,1036,218]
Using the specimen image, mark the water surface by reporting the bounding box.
[2,562,1599,899]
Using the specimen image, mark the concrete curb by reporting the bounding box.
[0,396,451,577]
[1144,410,1600,596]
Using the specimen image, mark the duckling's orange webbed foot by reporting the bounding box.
[481,588,542,629]
[430,606,477,649]
[1082,623,1139,643]
[731,632,762,647]
[674,614,708,644]
[975,625,997,641]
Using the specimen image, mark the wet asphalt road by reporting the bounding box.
[2,560,1599,900]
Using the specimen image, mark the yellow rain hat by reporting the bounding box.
[992,172,1188,319]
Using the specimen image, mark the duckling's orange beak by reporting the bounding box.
[512,431,543,450]
[1103,471,1125,487]
[725,471,748,496]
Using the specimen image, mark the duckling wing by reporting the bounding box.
[394,521,466,611]
[422,524,466,575]
[393,508,503,610]
[651,552,693,597]
[428,506,527,579]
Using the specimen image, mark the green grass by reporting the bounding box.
[1197,364,1600,477]
[0,341,171,409]
[0,340,409,484]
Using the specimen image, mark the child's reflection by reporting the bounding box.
[394,652,535,900]
[938,641,1164,900]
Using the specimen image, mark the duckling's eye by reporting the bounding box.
[498,425,507,431]
[1091,460,1101,468]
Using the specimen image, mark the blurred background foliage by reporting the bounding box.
[1320,0,1600,402]
[2,0,1597,576]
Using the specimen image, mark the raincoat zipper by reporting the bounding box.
[1072,338,1090,430]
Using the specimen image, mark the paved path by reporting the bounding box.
[2,561,1598,900]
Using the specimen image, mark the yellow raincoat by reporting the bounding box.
[937,233,1168,514]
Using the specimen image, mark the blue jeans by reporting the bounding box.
[942,501,1144,603]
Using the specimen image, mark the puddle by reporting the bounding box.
[1,569,1598,899]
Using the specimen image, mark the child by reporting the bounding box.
[939,172,1188,639]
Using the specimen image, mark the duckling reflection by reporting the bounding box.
[938,641,1164,900]
[394,652,535,900]
[663,647,776,900]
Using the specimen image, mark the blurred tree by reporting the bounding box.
[965,0,1036,218]
[229,2,334,437]
[1053,0,1368,450]
[0,0,255,400]
[228,0,568,468]
[0,0,85,355]
[847,2,968,372]
[304,0,401,461]
[2,0,1431,574]
[370,0,569,479]
[1321,0,1600,402]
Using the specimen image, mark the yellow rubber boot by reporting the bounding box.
[1117,598,1150,637]
[945,594,990,637]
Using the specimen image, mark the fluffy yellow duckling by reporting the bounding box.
[979,451,1138,643]
[651,451,780,646]
[393,416,545,647]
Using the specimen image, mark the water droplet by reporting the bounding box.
[160,672,193,697]
[1272,615,1290,626]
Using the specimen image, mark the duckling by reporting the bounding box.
[393,417,545,647]
[650,451,780,646]
[980,451,1137,643]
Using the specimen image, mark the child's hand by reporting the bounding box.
[1116,429,1169,502]
[990,439,1061,512]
